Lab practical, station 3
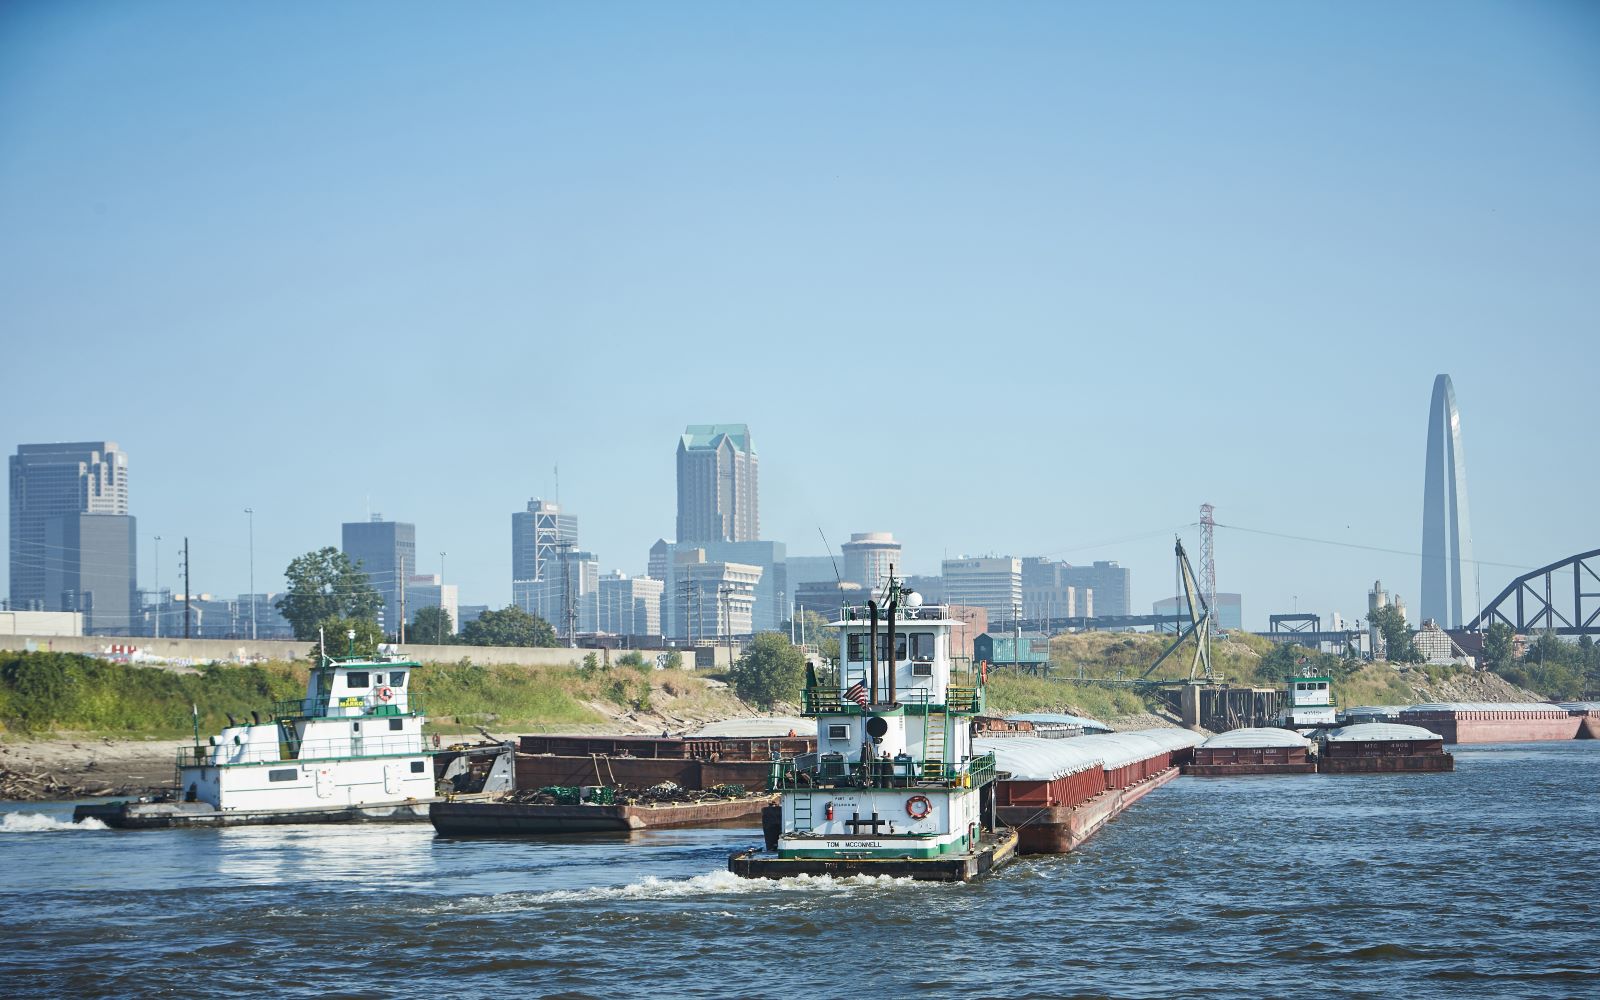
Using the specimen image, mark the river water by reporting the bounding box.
[3,742,1596,999]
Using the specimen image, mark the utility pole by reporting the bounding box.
[153,535,162,638]
[399,550,407,645]
[244,508,255,640]
[182,537,191,639]
[555,540,576,646]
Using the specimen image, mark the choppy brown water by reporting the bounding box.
[4,742,1597,998]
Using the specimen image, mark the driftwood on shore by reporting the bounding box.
[0,764,146,802]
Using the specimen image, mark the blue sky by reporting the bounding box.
[2,1,1596,628]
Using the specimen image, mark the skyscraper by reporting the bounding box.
[676,424,758,543]
[341,516,416,634]
[511,499,583,628]
[9,441,129,612]
[1420,374,1473,629]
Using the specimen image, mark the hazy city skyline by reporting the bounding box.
[2,3,1595,629]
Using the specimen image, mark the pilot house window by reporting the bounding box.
[911,633,934,661]
[345,672,370,689]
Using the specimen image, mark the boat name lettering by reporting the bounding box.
[843,841,882,848]
[339,697,363,707]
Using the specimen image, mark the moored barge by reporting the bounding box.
[1318,722,1454,773]
[1398,702,1580,744]
[432,794,775,835]
[1183,727,1317,776]
[515,732,815,793]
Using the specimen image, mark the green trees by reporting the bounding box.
[410,606,454,645]
[1482,621,1515,671]
[730,632,806,709]
[274,548,382,641]
[316,617,385,660]
[457,605,558,648]
[1369,605,1422,664]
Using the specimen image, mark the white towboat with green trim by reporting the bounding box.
[730,578,1017,881]
[76,638,441,829]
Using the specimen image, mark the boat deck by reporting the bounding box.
[728,827,1018,882]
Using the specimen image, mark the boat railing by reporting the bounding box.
[802,686,981,715]
[768,751,996,791]
[178,733,429,768]
[271,697,420,721]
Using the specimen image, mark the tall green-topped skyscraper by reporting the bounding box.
[675,424,758,544]
[1421,375,1473,629]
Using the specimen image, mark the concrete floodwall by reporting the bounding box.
[0,634,674,670]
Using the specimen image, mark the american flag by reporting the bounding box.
[844,682,868,708]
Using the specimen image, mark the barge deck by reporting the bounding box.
[430,795,774,835]
[73,798,433,829]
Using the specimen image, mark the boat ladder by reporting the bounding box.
[791,791,813,833]
[921,709,947,780]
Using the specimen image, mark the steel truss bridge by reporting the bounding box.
[1465,547,1600,636]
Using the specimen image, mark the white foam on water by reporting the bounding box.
[1,812,109,833]
[425,868,942,915]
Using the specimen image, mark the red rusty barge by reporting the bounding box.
[1558,702,1600,739]
[1183,727,1317,776]
[1397,702,1580,744]
[515,733,815,793]
[431,793,775,835]
[978,729,1200,854]
[1318,723,1453,773]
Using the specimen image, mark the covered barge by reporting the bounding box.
[1183,727,1316,776]
[979,728,1200,854]
[1318,723,1454,773]
[1398,702,1580,744]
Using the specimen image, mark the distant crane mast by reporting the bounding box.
[1199,503,1217,633]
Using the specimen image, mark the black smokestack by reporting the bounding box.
[886,591,898,707]
[868,600,880,706]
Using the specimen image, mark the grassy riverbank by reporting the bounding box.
[0,650,752,739]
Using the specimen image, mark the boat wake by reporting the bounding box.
[432,869,939,914]
[1,813,109,833]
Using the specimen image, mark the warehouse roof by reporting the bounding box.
[1201,727,1311,749]
[975,736,1104,781]
[1326,722,1443,742]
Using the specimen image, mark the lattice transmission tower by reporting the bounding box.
[1199,503,1217,630]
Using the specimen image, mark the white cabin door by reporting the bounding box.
[351,721,364,757]
[316,768,334,798]
[384,764,400,795]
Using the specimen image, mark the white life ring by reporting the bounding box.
[376,686,394,703]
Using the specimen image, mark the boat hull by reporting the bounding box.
[728,827,1018,882]
[429,796,773,835]
[72,799,433,829]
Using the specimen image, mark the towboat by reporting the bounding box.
[77,638,444,828]
[729,577,1017,882]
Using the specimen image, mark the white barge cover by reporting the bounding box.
[1326,722,1443,742]
[1124,728,1204,753]
[1402,702,1564,714]
[689,717,816,737]
[974,736,1104,781]
[1200,727,1311,749]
